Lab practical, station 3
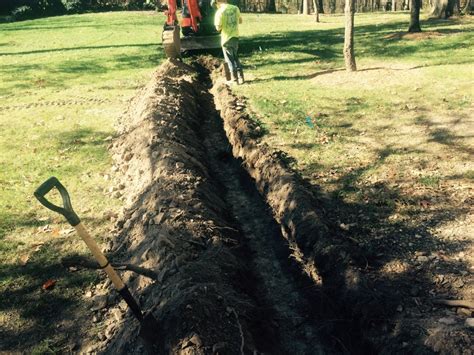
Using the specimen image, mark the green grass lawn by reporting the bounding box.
[237,13,473,206]
[0,10,473,352]
[0,11,166,352]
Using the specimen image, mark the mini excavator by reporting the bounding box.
[162,0,221,58]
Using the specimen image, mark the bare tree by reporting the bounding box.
[429,0,459,17]
[344,0,357,71]
[313,0,320,21]
[303,0,311,14]
[461,0,472,13]
[408,0,422,32]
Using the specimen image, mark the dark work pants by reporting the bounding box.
[222,37,242,76]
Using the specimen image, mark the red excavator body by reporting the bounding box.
[162,0,221,58]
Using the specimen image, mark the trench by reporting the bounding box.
[200,92,326,354]
[194,64,374,354]
[106,59,376,354]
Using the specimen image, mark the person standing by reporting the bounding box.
[214,0,244,84]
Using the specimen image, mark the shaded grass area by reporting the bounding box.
[0,11,165,353]
[0,244,99,352]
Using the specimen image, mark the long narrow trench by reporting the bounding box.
[196,83,332,354]
[192,62,379,354]
[202,101,323,354]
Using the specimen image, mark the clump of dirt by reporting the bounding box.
[384,31,444,40]
[310,65,425,90]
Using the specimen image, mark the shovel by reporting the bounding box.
[34,176,160,346]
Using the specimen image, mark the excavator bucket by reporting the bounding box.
[162,26,181,59]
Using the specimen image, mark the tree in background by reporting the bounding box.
[344,0,356,71]
[302,0,310,14]
[408,0,421,32]
[312,0,320,20]
[429,0,459,17]
[460,0,472,13]
[267,0,276,12]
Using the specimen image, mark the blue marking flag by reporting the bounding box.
[305,116,315,128]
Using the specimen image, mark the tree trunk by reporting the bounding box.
[445,0,460,15]
[313,0,320,20]
[429,0,450,17]
[344,0,357,71]
[303,0,310,14]
[318,0,324,13]
[408,0,422,32]
[267,0,276,11]
[461,0,471,13]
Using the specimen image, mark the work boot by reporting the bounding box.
[237,70,245,85]
[231,71,239,84]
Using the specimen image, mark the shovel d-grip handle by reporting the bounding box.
[34,177,81,226]
[34,177,145,321]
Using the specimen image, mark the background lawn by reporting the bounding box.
[0,10,472,352]
[0,11,165,352]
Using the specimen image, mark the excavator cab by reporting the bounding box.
[162,0,221,58]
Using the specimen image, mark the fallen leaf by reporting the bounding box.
[42,279,56,291]
[419,200,431,208]
[320,135,330,144]
[60,228,75,237]
[31,242,45,252]
[51,227,61,237]
[19,254,30,266]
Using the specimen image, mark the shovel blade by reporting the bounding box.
[139,312,161,344]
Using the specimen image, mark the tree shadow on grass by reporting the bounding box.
[238,17,471,72]
[56,127,111,149]
[0,43,159,57]
[0,48,163,94]
[296,143,473,352]
[415,116,474,156]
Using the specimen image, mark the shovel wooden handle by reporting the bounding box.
[74,223,144,320]
[35,177,145,321]
[74,223,125,290]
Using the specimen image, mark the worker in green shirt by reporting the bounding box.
[214,0,244,84]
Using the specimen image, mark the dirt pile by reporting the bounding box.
[105,60,265,354]
[95,59,382,354]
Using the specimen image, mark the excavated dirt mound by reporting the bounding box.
[94,60,338,354]
[105,61,265,354]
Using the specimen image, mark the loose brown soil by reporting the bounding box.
[384,31,444,40]
[50,58,472,354]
